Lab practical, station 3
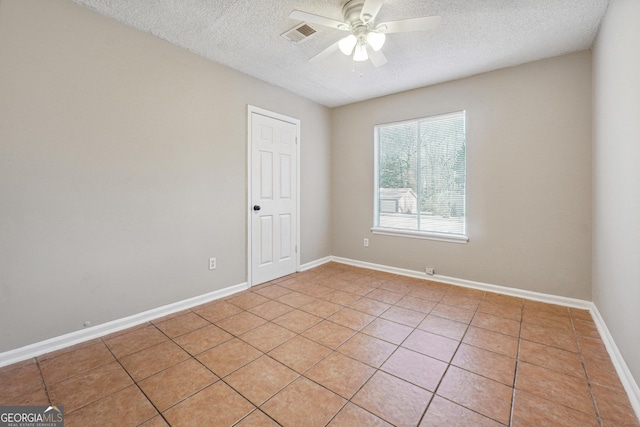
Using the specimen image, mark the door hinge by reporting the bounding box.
[295,245,298,253]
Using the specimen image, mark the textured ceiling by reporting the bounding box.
[72,0,609,107]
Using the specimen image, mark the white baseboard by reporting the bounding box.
[331,255,639,420]
[299,256,332,271]
[0,282,248,368]
[332,256,593,309]
[591,305,640,418]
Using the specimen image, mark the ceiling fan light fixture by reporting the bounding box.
[339,34,358,55]
[353,41,369,61]
[291,0,441,68]
[367,31,386,51]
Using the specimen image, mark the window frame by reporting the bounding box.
[372,111,469,244]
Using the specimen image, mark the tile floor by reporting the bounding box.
[1,263,639,426]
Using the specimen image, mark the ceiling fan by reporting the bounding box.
[289,0,441,67]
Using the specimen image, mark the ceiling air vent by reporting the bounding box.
[281,23,317,43]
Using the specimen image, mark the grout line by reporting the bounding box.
[231,408,282,427]
[509,307,524,426]
[416,290,518,426]
[39,340,145,417]
[260,276,427,425]
[100,333,167,425]
[33,357,51,407]
[571,311,605,427]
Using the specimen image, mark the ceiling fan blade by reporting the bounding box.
[368,46,388,68]
[289,10,349,30]
[379,15,441,33]
[360,0,384,23]
[308,41,340,63]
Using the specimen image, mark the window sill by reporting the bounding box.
[371,227,469,244]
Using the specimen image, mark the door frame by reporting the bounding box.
[247,105,301,287]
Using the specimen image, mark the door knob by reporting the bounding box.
[253,205,261,211]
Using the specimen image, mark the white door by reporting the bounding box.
[249,109,299,286]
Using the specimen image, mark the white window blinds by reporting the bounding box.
[374,111,467,240]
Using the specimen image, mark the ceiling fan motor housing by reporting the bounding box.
[343,0,368,27]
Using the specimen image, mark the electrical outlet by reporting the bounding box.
[425,267,435,275]
[363,238,369,247]
[209,258,217,270]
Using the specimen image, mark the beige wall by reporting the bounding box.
[331,52,593,299]
[0,0,331,352]
[593,0,640,383]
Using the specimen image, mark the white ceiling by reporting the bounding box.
[72,0,609,108]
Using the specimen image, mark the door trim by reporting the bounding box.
[247,105,301,287]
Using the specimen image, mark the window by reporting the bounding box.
[373,111,467,242]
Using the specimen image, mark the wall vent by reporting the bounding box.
[281,23,317,43]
